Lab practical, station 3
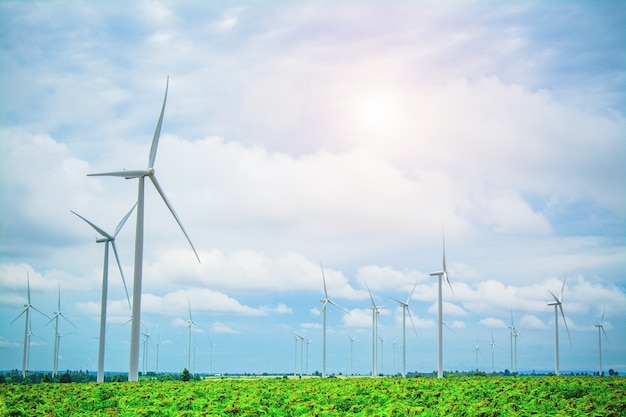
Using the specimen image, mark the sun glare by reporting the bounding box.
[356,92,398,131]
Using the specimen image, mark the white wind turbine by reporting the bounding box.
[185,300,200,372]
[11,273,49,378]
[347,336,355,376]
[389,279,420,378]
[291,333,300,377]
[88,77,200,382]
[155,334,161,374]
[595,308,609,376]
[141,322,155,375]
[429,226,453,378]
[209,338,216,375]
[365,282,383,377]
[45,284,76,378]
[489,330,496,374]
[311,262,348,378]
[547,276,571,376]
[474,339,481,372]
[72,203,135,383]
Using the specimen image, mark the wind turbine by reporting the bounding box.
[305,337,311,374]
[429,225,453,378]
[311,262,348,378]
[291,333,300,377]
[155,334,161,374]
[365,282,383,377]
[141,322,155,375]
[379,336,386,375]
[474,339,481,372]
[11,273,49,378]
[88,77,200,382]
[389,279,420,377]
[45,284,76,378]
[185,300,200,372]
[72,203,135,383]
[348,336,355,376]
[595,308,609,376]
[547,276,571,376]
[209,338,216,375]
[489,331,496,374]
[508,311,517,374]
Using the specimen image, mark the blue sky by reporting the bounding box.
[0,1,624,376]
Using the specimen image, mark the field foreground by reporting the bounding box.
[1,376,625,416]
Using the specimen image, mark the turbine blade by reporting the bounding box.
[601,306,605,326]
[149,175,200,263]
[601,327,610,345]
[407,308,419,340]
[31,305,51,320]
[444,272,454,296]
[406,279,419,305]
[188,299,193,322]
[148,76,169,169]
[442,223,447,273]
[10,308,28,325]
[560,274,566,301]
[59,312,77,329]
[114,203,137,237]
[27,272,31,304]
[71,211,113,240]
[388,296,405,307]
[328,299,349,315]
[320,261,328,299]
[111,241,131,310]
[547,290,560,304]
[57,283,61,310]
[88,169,150,179]
[365,282,377,308]
[558,304,572,346]
[309,302,327,331]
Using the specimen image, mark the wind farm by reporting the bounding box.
[1,77,622,383]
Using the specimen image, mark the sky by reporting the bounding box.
[0,0,624,377]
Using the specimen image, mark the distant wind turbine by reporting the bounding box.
[155,334,161,374]
[429,225,453,378]
[209,338,216,375]
[311,262,348,378]
[474,339,481,372]
[11,273,49,378]
[547,275,571,376]
[45,284,76,378]
[185,300,200,372]
[389,279,420,377]
[348,336,355,376]
[72,203,135,383]
[595,308,609,376]
[88,77,200,382]
[365,282,383,377]
[489,330,496,374]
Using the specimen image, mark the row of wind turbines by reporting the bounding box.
[10,78,611,380]
[304,242,610,378]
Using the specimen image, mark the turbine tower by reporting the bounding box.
[11,273,49,378]
[429,226,453,378]
[389,279,420,377]
[547,276,571,376]
[365,282,382,377]
[45,284,76,378]
[312,262,348,378]
[72,204,135,383]
[88,77,200,381]
[595,308,609,376]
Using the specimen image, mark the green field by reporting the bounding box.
[1,376,625,416]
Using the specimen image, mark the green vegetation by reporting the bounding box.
[1,376,624,416]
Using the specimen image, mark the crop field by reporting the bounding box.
[1,376,625,416]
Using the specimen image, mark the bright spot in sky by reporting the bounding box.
[356,92,399,131]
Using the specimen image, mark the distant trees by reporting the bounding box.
[181,368,190,382]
